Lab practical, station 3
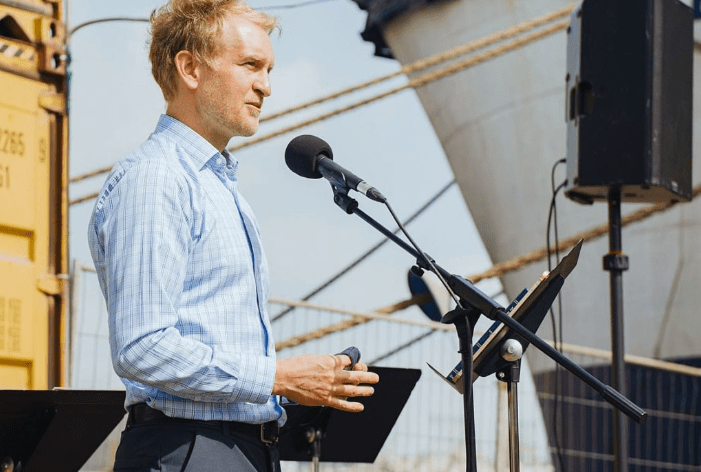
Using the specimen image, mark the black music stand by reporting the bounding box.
[0,389,126,472]
[279,366,421,470]
[429,240,581,392]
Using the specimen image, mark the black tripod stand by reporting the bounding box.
[604,187,629,472]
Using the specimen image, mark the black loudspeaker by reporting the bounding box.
[565,0,693,204]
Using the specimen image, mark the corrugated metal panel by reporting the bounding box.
[0,0,66,390]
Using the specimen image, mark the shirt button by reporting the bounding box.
[216,156,225,166]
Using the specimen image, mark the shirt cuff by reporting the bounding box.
[229,353,276,404]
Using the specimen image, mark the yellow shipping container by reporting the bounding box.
[0,0,67,390]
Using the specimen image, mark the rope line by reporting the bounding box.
[271,179,456,322]
[260,2,577,123]
[70,165,116,185]
[270,296,451,332]
[68,6,573,187]
[271,300,701,379]
[275,184,701,350]
[74,258,701,379]
[226,19,570,154]
[369,330,436,365]
[552,341,701,379]
[273,293,433,350]
[471,184,701,284]
[68,9,701,192]
[70,192,100,206]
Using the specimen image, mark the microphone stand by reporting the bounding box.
[330,188,647,471]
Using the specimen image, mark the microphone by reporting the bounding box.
[285,135,386,203]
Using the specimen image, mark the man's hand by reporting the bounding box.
[273,354,380,412]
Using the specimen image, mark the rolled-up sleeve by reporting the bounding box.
[90,158,275,406]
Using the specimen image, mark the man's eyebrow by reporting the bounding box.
[241,53,271,65]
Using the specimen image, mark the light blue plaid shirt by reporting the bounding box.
[89,114,283,424]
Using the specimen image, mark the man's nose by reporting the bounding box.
[254,72,271,97]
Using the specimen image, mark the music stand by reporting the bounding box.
[429,240,581,393]
[0,389,126,472]
[279,366,421,471]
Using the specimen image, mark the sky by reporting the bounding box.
[66,0,496,324]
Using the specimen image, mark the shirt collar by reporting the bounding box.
[154,114,239,172]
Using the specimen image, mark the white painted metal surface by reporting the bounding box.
[375,0,701,372]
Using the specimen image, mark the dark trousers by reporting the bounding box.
[114,420,280,472]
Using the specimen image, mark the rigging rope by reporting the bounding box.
[259,2,577,123]
[269,299,701,378]
[225,19,570,154]
[275,184,701,351]
[68,4,574,189]
[271,179,456,322]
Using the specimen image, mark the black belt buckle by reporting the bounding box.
[260,421,279,444]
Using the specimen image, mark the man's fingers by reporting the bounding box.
[335,354,353,369]
[335,370,379,387]
[350,370,379,385]
[352,362,369,372]
[335,384,375,398]
[334,359,378,382]
[333,398,366,413]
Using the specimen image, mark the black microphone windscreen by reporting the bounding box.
[285,135,333,179]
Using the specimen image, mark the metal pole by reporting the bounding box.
[307,427,322,472]
[498,339,523,472]
[495,382,509,471]
[507,378,520,472]
[605,187,628,472]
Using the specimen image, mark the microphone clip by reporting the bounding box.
[331,184,358,214]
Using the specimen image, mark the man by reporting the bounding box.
[88,1,379,471]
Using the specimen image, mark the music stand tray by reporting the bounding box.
[279,366,421,464]
[0,389,126,472]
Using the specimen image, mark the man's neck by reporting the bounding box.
[166,100,228,152]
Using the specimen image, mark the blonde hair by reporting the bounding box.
[149,0,277,102]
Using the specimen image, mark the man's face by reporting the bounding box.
[196,13,274,148]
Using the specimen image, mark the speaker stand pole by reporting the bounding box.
[605,187,628,472]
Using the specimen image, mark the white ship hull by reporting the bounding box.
[355,0,701,372]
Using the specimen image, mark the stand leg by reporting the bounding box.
[497,358,522,472]
[507,380,520,472]
[307,427,322,472]
[444,309,479,472]
[456,317,478,472]
[495,383,509,471]
[605,188,628,472]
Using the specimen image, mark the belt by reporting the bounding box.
[127,403,279,444]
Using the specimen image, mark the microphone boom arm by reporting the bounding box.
[337,192,647,424]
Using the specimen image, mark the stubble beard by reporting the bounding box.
[237,116,260,137]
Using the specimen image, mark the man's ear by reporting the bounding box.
[173,50,201,91]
